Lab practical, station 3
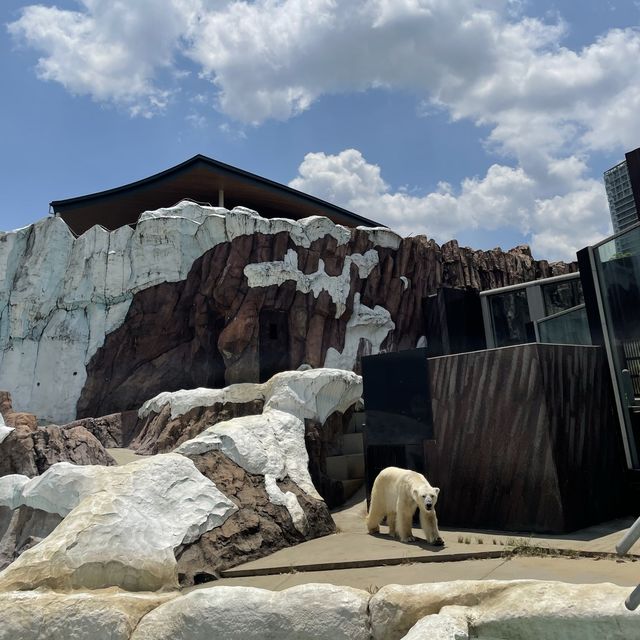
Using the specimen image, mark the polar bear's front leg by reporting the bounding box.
[396,495,416,542]
[420,509,444,546]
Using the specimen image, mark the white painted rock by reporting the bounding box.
[0,454,236,591]
[131,583,371,640]
[0,475,29,511]
[369,581,640,640]
[0,589,175,640]
[0,425,14,445]
[400,613,469,639]
[167,368,362,528]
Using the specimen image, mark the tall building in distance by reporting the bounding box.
[603,147,640,255]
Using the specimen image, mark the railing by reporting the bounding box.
[616,516,640,610]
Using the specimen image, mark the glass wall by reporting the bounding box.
[537,305,591,346]
[541,279,584,316]
[481,272,591,349]
[593,223,640,468]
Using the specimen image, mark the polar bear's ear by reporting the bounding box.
[433,487,440,495]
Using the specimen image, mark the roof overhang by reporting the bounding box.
[50,154,384,236]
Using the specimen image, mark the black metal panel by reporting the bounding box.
[362,348,434,445]
[424,288,486,357]
[625,147,640,220]
[576,247,604,347]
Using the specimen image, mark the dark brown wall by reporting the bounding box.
[425,344,626,533]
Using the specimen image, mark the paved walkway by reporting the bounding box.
[214,489,640,591]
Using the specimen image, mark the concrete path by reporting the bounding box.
[214,489,640,591]
[106,447,144,465]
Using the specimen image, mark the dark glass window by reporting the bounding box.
[489,290,532,347]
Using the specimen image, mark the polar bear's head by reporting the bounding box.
[414,485,440,511]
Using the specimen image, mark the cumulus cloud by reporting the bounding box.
[8,0,632,257]
[290,149,610,260]
[8,0,202,115]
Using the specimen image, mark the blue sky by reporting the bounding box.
[1,0,640,261]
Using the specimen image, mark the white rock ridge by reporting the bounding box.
[148,368,363,532]
[130,583,371,640]
[0,203,395,424]
[0,454,237,591]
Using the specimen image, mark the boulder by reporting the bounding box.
[130,400,264,455]
[176,449,334,586]
[130,584,371,640]
[0,423,116,478]
[369,581,640,640]
[0,589,175,640]
[0,455,237,592]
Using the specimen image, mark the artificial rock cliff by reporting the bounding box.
[0,202,574,424]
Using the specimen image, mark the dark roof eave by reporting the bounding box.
[49,154,384,228]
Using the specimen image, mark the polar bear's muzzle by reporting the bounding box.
[424,499,433,511]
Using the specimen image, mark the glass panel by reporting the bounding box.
[595,224,640,467]
[489,289,532,347]
[537,306,592,346]
[541,279,581,315]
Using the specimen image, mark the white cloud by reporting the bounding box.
[8,0,633,258]
[8,0,202,116]
[290,149,611,260]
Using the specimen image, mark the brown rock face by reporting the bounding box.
[176,450,335,586]
[129,400,264,455]
[63,411,139,449]
[0,424,116,478]
[0,391,38,431]
[77,229,575,419]
[0,506,63,570]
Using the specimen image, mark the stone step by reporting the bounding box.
[341,478,364,502]
[342,432,364,455]
[326,453,365,481]
[348,412,366,434]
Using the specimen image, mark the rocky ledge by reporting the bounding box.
[0,368,360,589]
[0,580,637,640]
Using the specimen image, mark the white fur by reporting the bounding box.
[365,466,443,545]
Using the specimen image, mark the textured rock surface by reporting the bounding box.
[0,423,116,478]
[0,204,574,423]
[0,455,236,591]
[131,400,264,455]
[0,589,175,640]
[166,369,362,527]
[0,506,62,571]
[0,579,637,639]
[401,613,469,639]
[63,411,139,449]
[176,449,334,586]
[0,391,117,478]
[130,584,371,640]
[369,581,640,640]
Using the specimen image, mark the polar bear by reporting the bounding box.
[366,466,444,545]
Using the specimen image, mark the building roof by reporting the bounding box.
[50,154,384,236]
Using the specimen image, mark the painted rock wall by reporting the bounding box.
[0,202,574,423]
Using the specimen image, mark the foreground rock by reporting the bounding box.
[131,584,370,640]
[139,368,361,584]
[369,581,639,640]
[0,581,637,640]
[0,455,236,591]
[0,369,359,589]
[0,589,176,640]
